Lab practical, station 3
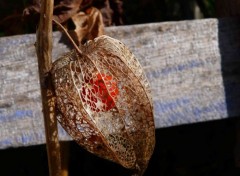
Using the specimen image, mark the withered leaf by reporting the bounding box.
[23,0,123,26]
[69,7,104,44]
[23,0,104,44]
[23,0,41,16]
[23,0,83,24]
[53,0,83,23]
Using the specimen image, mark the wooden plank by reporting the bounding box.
[0,18,240,149]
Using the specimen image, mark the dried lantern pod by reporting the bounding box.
[51,22,155,175]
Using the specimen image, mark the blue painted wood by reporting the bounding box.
[0,18,240,149]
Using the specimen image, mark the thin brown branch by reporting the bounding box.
[53,19,83,56]
[35,0,62,176]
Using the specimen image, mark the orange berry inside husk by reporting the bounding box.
[81,73,119,112]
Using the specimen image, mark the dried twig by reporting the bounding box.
[53,19,82,56]
[35,0,62,175]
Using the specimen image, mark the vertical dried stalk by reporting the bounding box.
[36,0,62,175]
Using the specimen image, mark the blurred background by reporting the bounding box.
[1,0,240,176]
[0,0,216,37]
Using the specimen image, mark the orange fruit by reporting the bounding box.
[81,73,119,111]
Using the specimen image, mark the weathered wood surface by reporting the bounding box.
[0,18,240,149]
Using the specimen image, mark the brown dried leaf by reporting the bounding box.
[23,0,123,26]
[70,7,104,44]
[53,0,83,23]
[23,0,41,16]
[23,0,83,24]
[88,0,113,26]
[83,0,124,26]
[23,0,104,43]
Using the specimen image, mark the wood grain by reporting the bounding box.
[36,0,62,175]
[0,18,240,149]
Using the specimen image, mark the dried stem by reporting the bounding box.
[52,19,83,56]
[36,0,62,176]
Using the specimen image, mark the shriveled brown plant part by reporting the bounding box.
[21,0,123,43]
[68,7,104,44]
[52,19,155,175]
